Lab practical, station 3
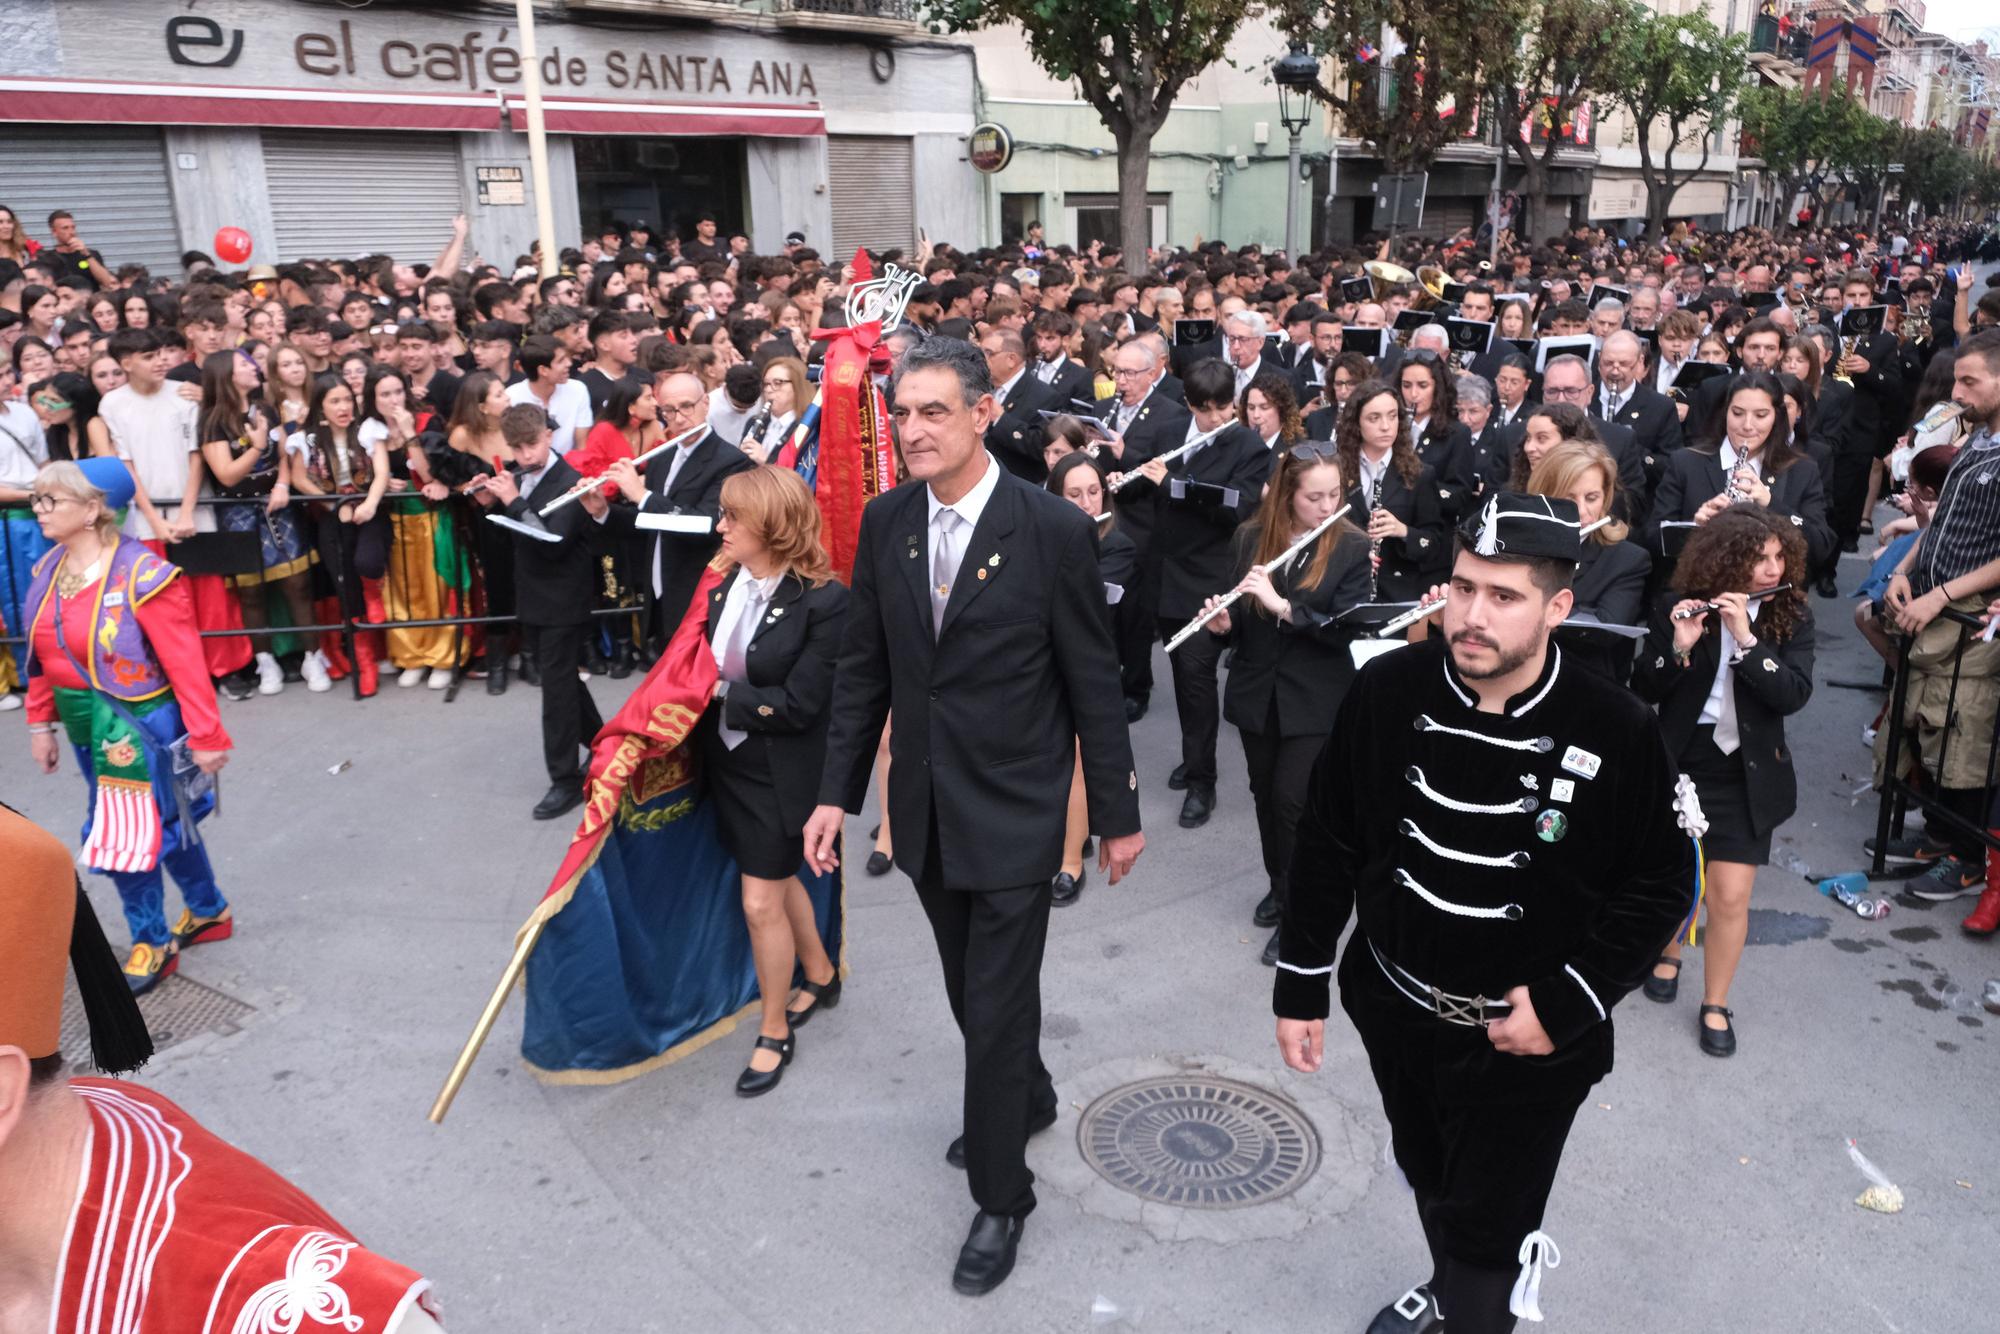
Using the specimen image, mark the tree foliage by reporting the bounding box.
[1738,84,1891,219]
[1603,8,1749,239]
[921,0,1265,260]
[1898,125,1977,215]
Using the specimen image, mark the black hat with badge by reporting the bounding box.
[1457,493,1583,565]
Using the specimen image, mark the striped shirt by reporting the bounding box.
[1914,426,2000,596]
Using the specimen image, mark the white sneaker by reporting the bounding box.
[302,651,333,694]
[427,666,453,690]
[1862,724,1878,746]
[398,667,425,688]
[0,692,22,712]
[254,652,285,696]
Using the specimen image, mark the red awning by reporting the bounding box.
[0,77,500,132]
[501,93,824,138]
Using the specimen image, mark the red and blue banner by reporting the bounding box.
[519,560,844,1084]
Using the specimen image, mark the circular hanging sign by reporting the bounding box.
[968,122,1014,175]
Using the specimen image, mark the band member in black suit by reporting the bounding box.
[805,338,1145,1298]
[1095,339,1192,719]
[1456,374,1511,500]
[1046,451,1135,906]
[1220,310,1290,401]
[1304,351,1372,440]
[1113,359,1269,829]
[1029,312,1094,408]
[1530,441,1652,682]
[1292,312,1345,408]
[979,327,1054,483]
[1595,330,1684,495]
[1276,494,1693,1334]
[478,404,609,821]
[602,369,755,642]
[1398,350,1477,524]
[1647,371,1834,573]
[1336,381,1447,604]
[1685,316,1784,443]
[1200,441,1372,962]
[1827,269,1912,558]
[1632,506,1814,1057]
[697,466,850,1096]
[1488,353,1536,432]
[1536,355,1650,524]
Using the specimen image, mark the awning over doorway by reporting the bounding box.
[0,77,500,132]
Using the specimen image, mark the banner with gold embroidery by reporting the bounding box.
[519,560,844,1083]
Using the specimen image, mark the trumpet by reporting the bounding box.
[1163,505,1351,653]
[1107,423,1232,494]
[537,422,707,516]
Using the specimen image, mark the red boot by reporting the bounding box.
[354,578,389,698]
[1965,841,2000,935]
[314,597,352,680]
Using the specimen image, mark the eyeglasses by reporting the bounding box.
[761,379,788,391]
[27,493,79,513]
[1112,367,1151,379]
[1288,442,1338,463]
[660,400,705,418]
[1542,384,1591,400]
[1224,333,1264,345]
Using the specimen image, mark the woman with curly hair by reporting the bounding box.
[1504,401,1597,491]
[1240,371,1303,455]
[1334,380,1444,603]
[1631,505,1814,1056]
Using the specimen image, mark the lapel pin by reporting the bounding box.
[975,569,988,581]
[770,607,784,618]
[987,554,1000,567]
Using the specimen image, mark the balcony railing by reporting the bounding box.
[768,0,923,19]
[1751,14,1812,64]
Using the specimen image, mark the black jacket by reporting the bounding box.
[1597,382,1684,493]
[1494,416,1648,523]
[501,459,602,628]
[987,371,1055,483]
[819,467,1141,889]
[1032,356,1094,411]
[1347,459,1448,604]
[1096,526,1138,633]
[1645,446,1835,571]
[701,567,850,835]
[1219,524,1374,737]
[1631,597,1816,837]
[1558,538,1652,682]
[1414,418,1477,524]
[1120,423,1268,619]
[603,429,755,626]
[1094,391,1193,552]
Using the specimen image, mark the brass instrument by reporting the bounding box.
[1364,259,1415,300]
[1414,265,1451,309]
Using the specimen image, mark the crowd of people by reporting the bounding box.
[5,196,2000,1327]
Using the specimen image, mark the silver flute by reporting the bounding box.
[1377,517,1615,636]
[537,422,709,516]
[1107,423,1233,494]
[1163,504,1352,653]
[1672,582,1793,620]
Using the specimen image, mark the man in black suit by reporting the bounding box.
[602,369,754,644]
[480,405,611,820]
[1595,330,1684,496]
[1827,269,1911,562]
[1487,353,1536,431]
[1028,311,1093,409]
[979,326,1054,482]
[1220,309,1290,402]
[1536,355,1652,523]
[805,337,1145,1298]
[1292,313,1344,409]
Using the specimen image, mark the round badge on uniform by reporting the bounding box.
[1535,809,1569,843]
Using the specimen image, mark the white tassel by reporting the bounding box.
[1475,494,1502,556]
[1509,1230,1561,1321]
[1673,773,1710,838]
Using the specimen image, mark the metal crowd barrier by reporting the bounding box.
[1869,606,2000,876]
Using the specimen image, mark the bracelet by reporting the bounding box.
[26,722,57,734]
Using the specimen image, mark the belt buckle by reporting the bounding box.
[1428,984,1489,1028]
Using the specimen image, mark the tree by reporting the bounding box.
[1604,9,1749,240]
[1900,125,1977,216]
[1273,0,1531,240]
[1483,0,1641,242]
[922,0,1264,263]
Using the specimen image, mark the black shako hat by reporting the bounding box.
[1457,492,1584,565]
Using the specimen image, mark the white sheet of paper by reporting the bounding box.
[486,513,561,543]
[635,512,715,535]
[1103,582,1125,606]
[1349,638,1409,668]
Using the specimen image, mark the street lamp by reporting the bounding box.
[1273,44,1319,255]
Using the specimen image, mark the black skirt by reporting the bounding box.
[1680,723,1770,866]
[695,707,803,879]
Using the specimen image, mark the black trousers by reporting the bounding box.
[1117,557,1160,699]
[914,839,1057,1220]
[524,621,602,785]
[1239,718,1325,900]
[313,511,388,616]
[1158,613,1223,787]
[1827,436,1879,552]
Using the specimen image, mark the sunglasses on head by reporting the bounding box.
[1288,441,1337,464]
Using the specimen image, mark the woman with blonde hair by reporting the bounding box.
[1528,440,1651,681]
[698,464,850,1096]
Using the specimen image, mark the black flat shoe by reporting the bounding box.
[947,1102,1058,1170]
[786,974,842,1028]
[609,644,636,680]
[1643,955,1681,1004]
[1178,785,1214,829]
[865,850,893,877]
[735,1029,795,1096]
[1813,572,1840,599]
[1365,1284,1445,1334]
[1123,695,1147,723]
[951,1211,1023,1296]
[532,784,584,820]
[1699,1004,1736,1057]
[1259,928,1280,966]
[1168,762,1188,791]
[485,663,508,696]
[1051,869,1084,906]
[1253,890,1281,928]
[519,656,542,687]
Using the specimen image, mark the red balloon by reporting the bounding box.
[213,226,253,265]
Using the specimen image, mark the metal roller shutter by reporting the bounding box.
[262,130,464,263]
[0,126,179,276]
[1420,197,1480,238]
[828,136,914,258]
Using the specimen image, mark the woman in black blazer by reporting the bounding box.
[1045,451,1135,905]
[1336,380,1447,605]
[697,465,850,1096]
[1201,442,1373,963]
[1631,505,1815,1058]
[1646,370,1836,573]
[1530,440,1652,682]
[1397,350,1477,524]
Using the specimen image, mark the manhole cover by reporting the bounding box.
[59,974,256,1068]
[1078,1075,1319,1209]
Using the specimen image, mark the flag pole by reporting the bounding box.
[427,918,547,1124]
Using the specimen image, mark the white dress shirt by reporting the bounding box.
[710,569,782,748]
[927,450,1003,615]
[994,366,1027,407]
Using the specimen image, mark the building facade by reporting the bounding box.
[0,0,979,270]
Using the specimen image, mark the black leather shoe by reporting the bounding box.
[519,655,542,687]
[485,663,508,696]
[532,784,584,821]
[734,1029,794,1097]
[1178,784,1214,829]
[947,1102,1058,1170]
[785,974,842,1028]
[1253,890,1281,927]
[1051,869,1084,907]
[1644,955,1681,1004]
[865,850,893,877]
[1365,1284,1444,1334]
[1123,694,1147,723]
[1168,762,1188,791]
[951,1211,1023,1296]
[1699,1004,1736,1057]
[1259,928,1280,966]
[583,644,609,676]
[1813,572,1840,599]
[609,644,636,680]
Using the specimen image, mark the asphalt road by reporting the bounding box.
[6,426,1997,1331]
